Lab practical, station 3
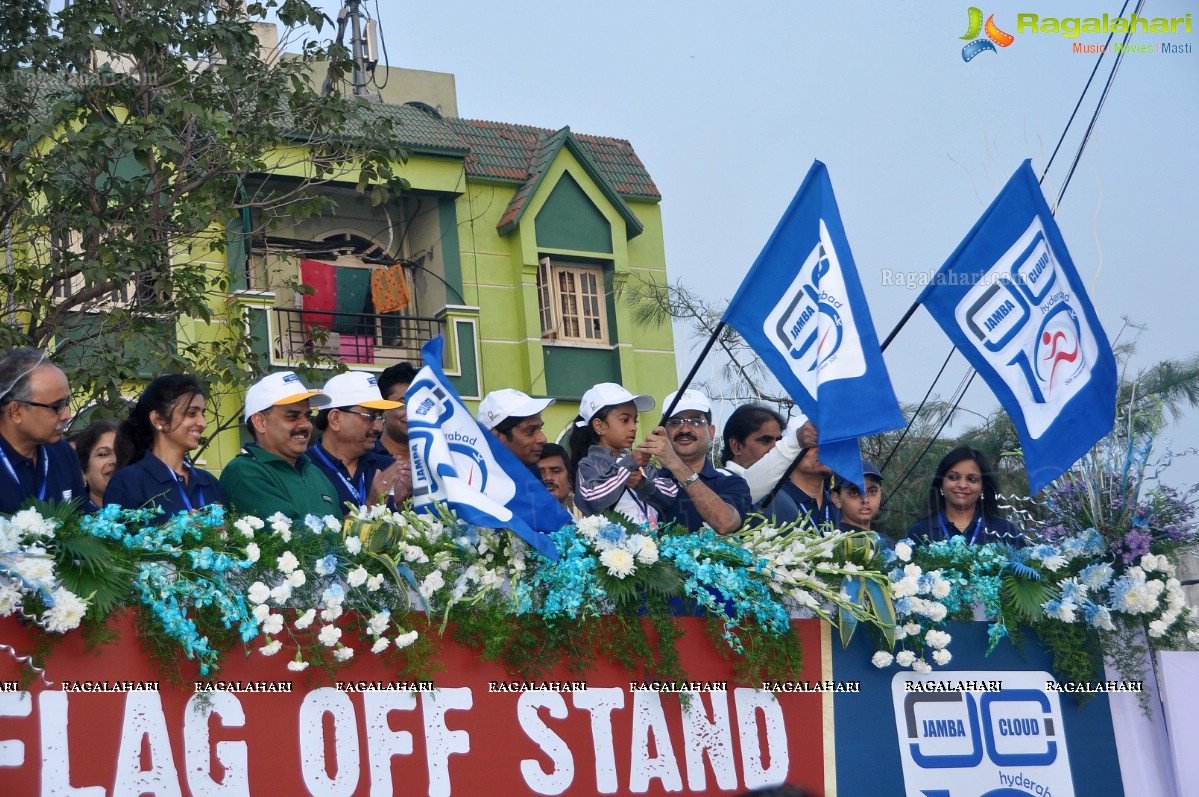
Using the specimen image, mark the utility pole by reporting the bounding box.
[322,0,379,100]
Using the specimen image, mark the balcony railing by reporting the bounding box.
[273,307,442,368]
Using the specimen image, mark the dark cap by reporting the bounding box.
[833,460,883,489]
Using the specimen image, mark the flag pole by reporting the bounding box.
[658,321,726,425]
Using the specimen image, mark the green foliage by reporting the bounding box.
[1000,574,1057,625]
[0,0,410,440]
[1031,620,1104,702]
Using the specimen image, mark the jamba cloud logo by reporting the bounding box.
[961,7,1015,61]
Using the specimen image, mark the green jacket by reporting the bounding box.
[220,445,343,520]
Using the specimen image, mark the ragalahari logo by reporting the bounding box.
[961,7,1015,61]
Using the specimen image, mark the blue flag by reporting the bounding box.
[919,160,1117,494]
[406,338,567,559]
[723,161,905,488]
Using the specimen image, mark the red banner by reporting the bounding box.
[0,614,833,796]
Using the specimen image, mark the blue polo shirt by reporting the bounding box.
[907,511,1027,549]
[104,453,226,520]
[0,434,87,514]
[663,460,752,533]
[310,437,395,510]
[781,481,841,531]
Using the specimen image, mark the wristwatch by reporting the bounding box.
[681,471,701,487]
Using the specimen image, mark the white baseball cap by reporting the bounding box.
[244,371,330,419]
[575,383,655,427]
[477,388,556,430]
[662,389,712,418]
[323,371,403,411]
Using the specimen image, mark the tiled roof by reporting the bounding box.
[446,118,660,200]
[343,102,470,156]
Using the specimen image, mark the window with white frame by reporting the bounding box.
[537,257,608,345]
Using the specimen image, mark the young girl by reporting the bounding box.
[570,383,678,524]
[105,374,226,519]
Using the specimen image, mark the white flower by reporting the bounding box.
[268,512,292,538]
[347,566,369,588]
[1187,629,1199,646]
[395,630,419,649]
[259,639,282,657]
[895,650,916,667]
[932,649,952,666]
[912,659,933,674]
[261,614,284,636]
[276,551,299,574]
[926,604,948,622]
[247,582,270,605]
[894,542,912,562]
[344,536,362,555]
[323,515,342,532]
[321,606,344,622]
[1148,619,1169,638]
[270,584,293,605]
[371,637,390,654]
[43,588,86,632]
[629,535,659,564]
[235,517,263,539]
[252,604,271,622]
[318,625,343,647]
[925,630,952,650]
[600,549,636,579]
[244,543,261,563]
[931,580,951,599]
[419,571,445,599]
[294,609,316,629]
[286,570,307,588]
[0,584,22,616]
[367,611,391,636]
[333,646,355,662]
[403,545,429,564]
[871,651,894,668]
[12,557,53,585]
[287,658,309,672]
[903,622,922,636]
[366,573,385,592]
[1041,554,1068,572]
[11,508,56,538]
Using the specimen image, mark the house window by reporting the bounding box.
[537,258,608,345]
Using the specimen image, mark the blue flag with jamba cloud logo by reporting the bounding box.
[722,161,905,489]
[918,160,1116,495]
[406,337,567,559]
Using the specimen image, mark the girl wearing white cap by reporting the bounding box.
[570,382,678,524]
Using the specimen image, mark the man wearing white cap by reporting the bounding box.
[637,389,750,534]
[220,371,341,519]
[477,388,555,477]
[311,371,409,510]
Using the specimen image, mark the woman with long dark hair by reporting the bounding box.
[104,375,226,517]
[907,446,1025,547]
[719,404,801,525]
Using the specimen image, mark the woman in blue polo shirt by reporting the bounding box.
[105,375,226,519]
[907,446,1026,548]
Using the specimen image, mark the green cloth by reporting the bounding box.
[220,445,344,520]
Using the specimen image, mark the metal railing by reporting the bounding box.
[273,306,442,368]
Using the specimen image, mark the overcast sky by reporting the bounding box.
[311,0,1198,490]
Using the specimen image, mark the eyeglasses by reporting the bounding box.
[22,398,72,415]
[339,408,385,424]
[665,417,707,428]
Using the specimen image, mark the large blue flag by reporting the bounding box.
[723,161,905,488]
[919,160,1116,494]
[406,338,567,559]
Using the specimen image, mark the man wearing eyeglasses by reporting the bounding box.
[219,371,341,520]
[311,371,408,510]
[0,347,86,513]
[636,389,750,534]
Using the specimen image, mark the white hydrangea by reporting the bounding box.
[932,649,952,666]
[895,650,916,667]
[925,630,952,650]
[871,651,894,668]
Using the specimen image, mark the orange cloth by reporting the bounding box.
[370,264,411,314]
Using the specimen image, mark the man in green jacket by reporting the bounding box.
[220,371,342,520]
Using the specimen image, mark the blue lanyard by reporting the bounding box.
[0,444,49,501]
[802,496,832,527]
[940,512,985,544]
[162,460,204,511]
[312,445,365,504]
